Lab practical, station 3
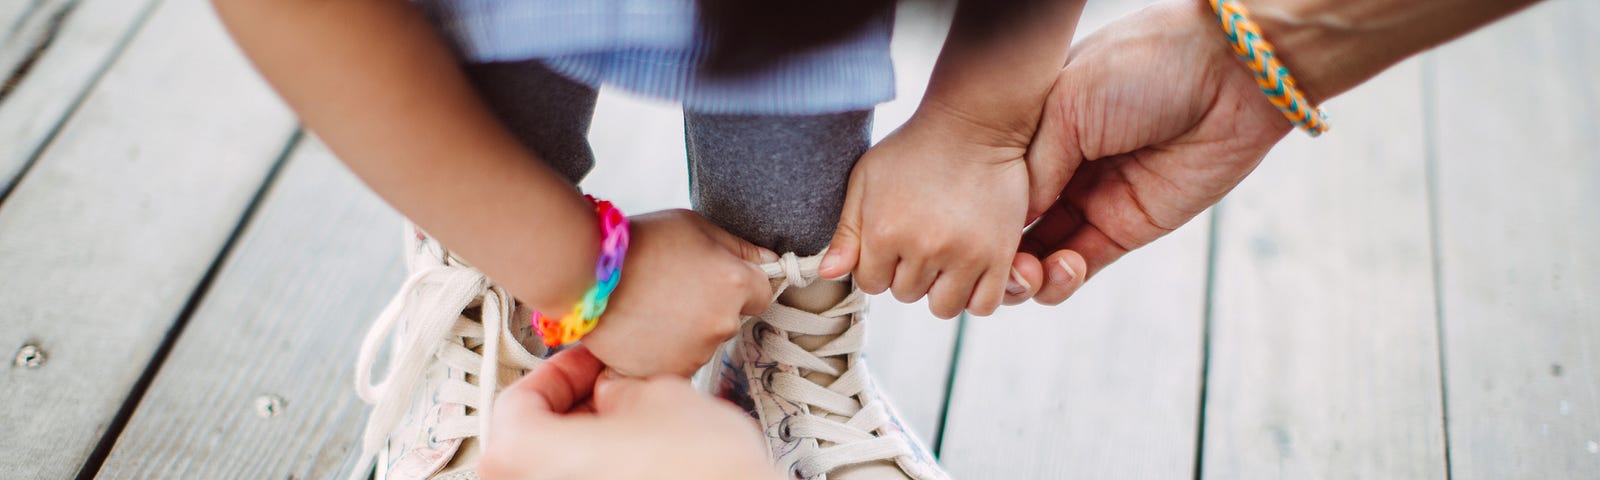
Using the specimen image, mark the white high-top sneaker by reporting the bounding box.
[712,252,951,480]
[349,224,547,480]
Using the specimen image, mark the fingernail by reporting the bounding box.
[1006,268,1030,295]
[758,248,779,263]
[1051,258,1078,285]
[819,253,841,272]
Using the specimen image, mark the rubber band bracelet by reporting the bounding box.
[531,194,629,347]
[1209,0,1331,136]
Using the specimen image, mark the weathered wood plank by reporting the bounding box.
[96,138,404,479]
[937,1,1209,476]
[1431,0,1600,477]
[1200,59,1448,479]
[0,0,70,79]
[939,216,1211,478]
[0,0,154,195]
[0,0,296,476]
[0,1,38,47]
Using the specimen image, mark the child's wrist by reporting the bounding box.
[909,96,1037,153]
[514,193,605,316]
[529,195,630,347]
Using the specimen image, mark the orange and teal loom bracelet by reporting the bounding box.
[532,195,629,347]
[1209,0,1331,136]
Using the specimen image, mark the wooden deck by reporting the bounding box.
[1,0,1596,478]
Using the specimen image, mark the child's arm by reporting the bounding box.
[214,0,598,312]
[821,0,1085,317]
[214,0,773,376]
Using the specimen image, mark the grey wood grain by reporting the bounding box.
[0,0,295,476]
[96,138,405,480]
[0,0,154,195]
[1200,59,1448,479]
[1430,0,1600,477]
[938,215,1211,478]
[0,0,70,79]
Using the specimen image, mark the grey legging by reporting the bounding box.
[463,60,870,255]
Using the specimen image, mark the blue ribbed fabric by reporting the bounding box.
[418,0,896,114]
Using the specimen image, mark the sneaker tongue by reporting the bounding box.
[780,278,853,390]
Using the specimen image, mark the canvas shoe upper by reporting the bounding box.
[349,225,546,480]
[712,252,951,480]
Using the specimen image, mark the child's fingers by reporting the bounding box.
[1003,253,1045,306]
[854,250,898,295]
[889,260,937,303]
[820,169,867,279]
[965,265,1009,317]
[695,215,779,264]
[926,268,978,319]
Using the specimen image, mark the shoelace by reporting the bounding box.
[348,259,541,480]
[759,253,916,478]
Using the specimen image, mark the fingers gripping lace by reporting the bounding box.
[350,260,541,480]
[758,251,916,478]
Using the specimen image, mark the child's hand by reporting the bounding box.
[579,209,776,377]
[820,110,1042,318]
[481,346,780,480]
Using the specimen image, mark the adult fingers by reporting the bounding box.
[1024,78,1089,222]
[499,344,605,416]
[819,170,867,279]
[1003,253,1045,306]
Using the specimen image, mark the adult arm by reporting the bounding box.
[1017,0,1542,304]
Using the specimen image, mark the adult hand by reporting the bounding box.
[479,346,780,480]
[581,209,775,377]
[1010,0,1293,305]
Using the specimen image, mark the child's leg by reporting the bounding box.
[684,111,871,256]
[463,60,599,184]
[688,112,938,479]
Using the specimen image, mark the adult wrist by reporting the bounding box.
[1233,0,1373,104]
[1234,0,1543,103]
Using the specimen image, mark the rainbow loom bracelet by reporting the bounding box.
[1209,0,1330,136]
[532,195,629,347]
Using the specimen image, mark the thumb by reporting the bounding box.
[593,372,656,415]
[1025,89,1087,222]
[696,218,779,265]
[819,169,866,279]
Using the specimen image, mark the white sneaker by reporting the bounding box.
[711,252,951,480]
[349,224,547,480]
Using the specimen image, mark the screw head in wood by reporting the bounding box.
[254,394,286,418]
[14,344,45,368]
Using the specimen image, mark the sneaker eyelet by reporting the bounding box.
[788,463,810,480]
[761,367,780,387]
[752,322,773,343]
[778,415,795,443]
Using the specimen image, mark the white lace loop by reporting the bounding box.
[755,251,915,478]
[348,240,541,480]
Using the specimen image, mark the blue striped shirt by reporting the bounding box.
[418,0,897,114]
